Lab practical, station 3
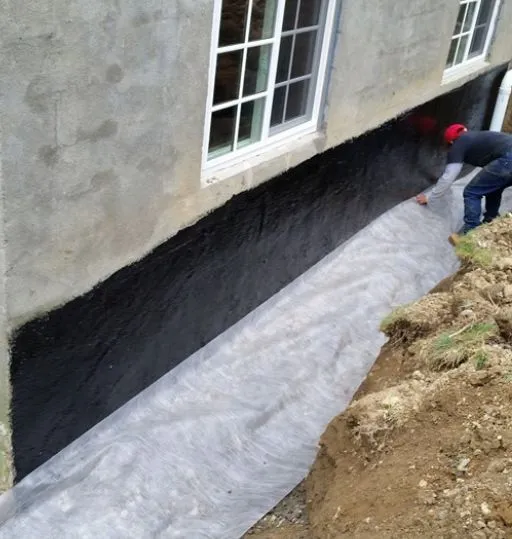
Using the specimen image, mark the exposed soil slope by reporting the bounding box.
[246,215,512,539]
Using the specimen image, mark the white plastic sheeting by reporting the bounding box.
[1,175,509,539]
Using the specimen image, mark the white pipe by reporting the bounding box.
[490,69,512,132]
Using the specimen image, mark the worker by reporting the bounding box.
[416,124,512,243]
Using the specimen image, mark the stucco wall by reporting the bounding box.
[11,68,506,480]
[324,0,512,146]
[1,0,512,328]
[0,130,13,493]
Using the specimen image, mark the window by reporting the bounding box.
[203,0,337,170]
[446,0,500,70]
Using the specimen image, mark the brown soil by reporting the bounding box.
[245,216,512,539]
[504,94,512,134]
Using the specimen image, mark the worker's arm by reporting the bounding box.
[416,162,463,205]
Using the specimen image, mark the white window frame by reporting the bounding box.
[201,0,338,177]
[444,0,501,79]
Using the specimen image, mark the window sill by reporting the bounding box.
[201,128,325,187]
[442,57,490,85]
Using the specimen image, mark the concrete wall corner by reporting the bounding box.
[0,121,14,493]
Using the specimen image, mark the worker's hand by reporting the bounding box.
[416,193,428,205]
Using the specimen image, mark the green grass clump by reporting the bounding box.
[422,322,497,370]
[455,234,493,267]
[474,350,489,371]
[380,306,408,334]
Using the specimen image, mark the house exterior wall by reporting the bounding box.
[1,0,512,487]
[10,66,508,482]
[1,0,511,329]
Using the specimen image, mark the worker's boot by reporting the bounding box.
[448,233,461,247]
[482,214,499,224]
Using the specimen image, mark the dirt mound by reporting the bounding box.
[246,215,512,539]
[307,356,512,539]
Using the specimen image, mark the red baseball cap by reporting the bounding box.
[444,124,467,144]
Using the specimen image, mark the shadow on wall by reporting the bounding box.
[10,64,507,482]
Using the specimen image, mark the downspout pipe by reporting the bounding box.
[489,69,512,131]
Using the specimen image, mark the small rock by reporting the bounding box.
[487,521,497,530]
[419,479,428,488]
[437,510,448,521]
[291,508,303,521]
[481,502,492,516]
[461,433,472,444]
[420,492,437,505]
[476,520,486,529]
[470,372,492,386]
[496,501,512,525]
[503,284,512,299]
[488,459,507,473]
[457,458,471,472]
[497,257,512,269]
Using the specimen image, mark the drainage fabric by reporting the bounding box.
[1,175,509,538]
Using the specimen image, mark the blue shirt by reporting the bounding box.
[427,130,512,202]
[447,131,512,167]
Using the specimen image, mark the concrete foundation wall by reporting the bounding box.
[1,0,512,327]
[0,130,13,493]
[324,0,512,146]
[10,67,506,480]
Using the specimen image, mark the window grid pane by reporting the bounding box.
[213,50,244,105]
[238,97,266,148]
[243,45,272,97]
[208,105,237,158]
[455,34,470,64]
[285,79,311,121]
[469,25,487,57]
[219,0,250,46]
[283,0,299,30]
[463,2,478,33]
[446,38,458,67]
[271,0,323,130]
[454,3,467,35]
[276,35,293,83]
[210,0,278,157]
[206,0,330,165]
[476,0,495,25]
[250,0,278,41]
[297,0,322,27]
[271,85,286,126]
[446,0,498,69]
[291,30,317,78]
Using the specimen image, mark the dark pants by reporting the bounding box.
[462,151,512,234]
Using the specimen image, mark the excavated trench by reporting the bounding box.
[0,67,509,537]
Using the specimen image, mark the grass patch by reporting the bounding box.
[380,294,453,344]
[474,350,489,371]
[421,322,498,370]
[455,233,493,267]
[380,306,408,334]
